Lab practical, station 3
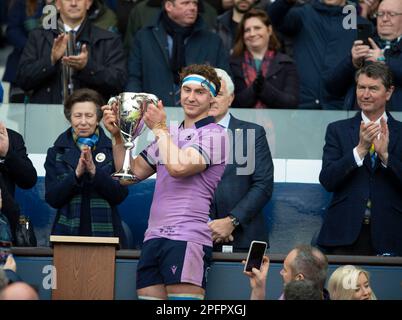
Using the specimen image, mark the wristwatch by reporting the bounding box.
[228,215,240,228]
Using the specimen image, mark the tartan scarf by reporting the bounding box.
[242,49,275,108]
[54,194,115,237]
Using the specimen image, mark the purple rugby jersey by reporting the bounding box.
[140,116,228,247]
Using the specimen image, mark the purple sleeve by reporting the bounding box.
[139,140,159,170]
[189,127,228,166]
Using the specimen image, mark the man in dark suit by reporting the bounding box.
[0,122,37,240]
[208,68,273,252]
[318,62,402,256]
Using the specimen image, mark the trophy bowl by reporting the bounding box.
[108,92,158,182]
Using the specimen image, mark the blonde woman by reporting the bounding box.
[328,265,377,300]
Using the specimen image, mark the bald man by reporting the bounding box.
[0,282,39,300]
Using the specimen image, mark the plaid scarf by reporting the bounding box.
[242,49,275,108]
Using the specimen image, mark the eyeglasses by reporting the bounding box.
[374,11,402,18]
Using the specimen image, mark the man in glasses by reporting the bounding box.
[326,0,402,110]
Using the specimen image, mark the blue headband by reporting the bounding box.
[182,74,217,97]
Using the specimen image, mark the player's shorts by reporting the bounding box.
[136,238,212,290]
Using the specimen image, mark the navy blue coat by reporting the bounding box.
[325,39,402,111]
[126,12,230,106]
[210,115,273,251]
[318,112,402,255]
[44,127,128,246]
[268,0,370,109]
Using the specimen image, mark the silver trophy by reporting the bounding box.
[108,92,158,182]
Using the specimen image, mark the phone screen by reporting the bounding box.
[244,241,267,272]
[0,241,11,266]
[357,24,372,46]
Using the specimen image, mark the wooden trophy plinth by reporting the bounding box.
[50,235,119,300]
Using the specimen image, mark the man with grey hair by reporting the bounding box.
[326,0,402,110]
[208,68,273,252]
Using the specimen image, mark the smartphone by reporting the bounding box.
[244,241,267,272]
[357,23,373,46]
[0,241,11,266]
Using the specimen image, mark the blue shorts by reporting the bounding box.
[136,238,212,290]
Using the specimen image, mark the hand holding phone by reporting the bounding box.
[244,241,267,272]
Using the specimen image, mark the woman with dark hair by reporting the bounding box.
[230,8,299,109]
[44,88,128,247]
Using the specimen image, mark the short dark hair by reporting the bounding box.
[284,279,323,300]
[180,64,221,96]
[290,245,328,291]
[64,88,104,122]
[355,62,394,90]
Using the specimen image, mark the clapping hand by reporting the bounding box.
[75,146,96,178]
[253,71,265,95]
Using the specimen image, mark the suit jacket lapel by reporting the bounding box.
[349,112,361,150]
[386,112,399,155]
[349,112,373,171]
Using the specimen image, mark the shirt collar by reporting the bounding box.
[64,24,81,33]
[179,116,216,129]
[216,112,231,130]
[361,111,388,125]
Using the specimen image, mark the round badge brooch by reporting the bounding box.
[95,152,106,163]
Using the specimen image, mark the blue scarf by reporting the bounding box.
[72,128,99,150]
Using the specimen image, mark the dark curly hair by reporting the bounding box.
[180,64,221,96]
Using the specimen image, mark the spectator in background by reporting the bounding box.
[87,0,118,32]
[16,0,127,104]
[123,0,217,51]
[245,245,329,300]
[326,0,402,110]
[126,0,230,106]
[0,122,37,197]
[216,0,256,54]
[44,89,129,247]
[230,9,299,108]
[0,122,37,242]
[2,0,49,103]
[359,0,380,21]
[284,279,323,300]
[328,265,377,300]
[268,0,370,109]
[208,68,273,252]
[318,63,402,256]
